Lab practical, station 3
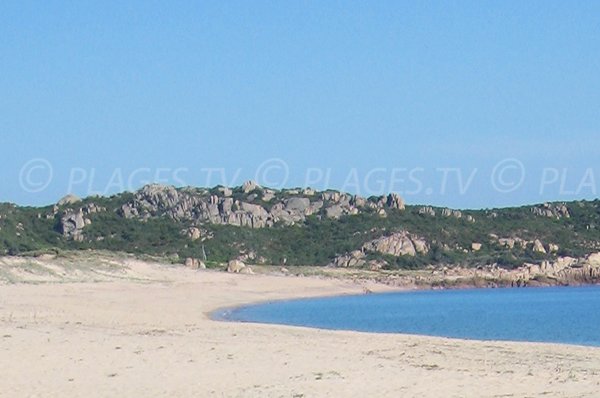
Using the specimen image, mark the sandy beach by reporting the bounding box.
[1,255,600,398]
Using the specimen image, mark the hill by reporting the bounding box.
[2,182,600,284]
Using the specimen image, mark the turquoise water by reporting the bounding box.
[218,286,600,346]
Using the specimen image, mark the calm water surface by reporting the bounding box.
[218,286,600,346]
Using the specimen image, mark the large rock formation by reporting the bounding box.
[441,208,462,218]
[510,253,600,285]
[363,232,429,257]
[532,203,570,219]
[329,231,429,268]
[59,209,86,241]
[57,194,81,207]
[118,184,406,229]
[58,203,103,241]
[386,193,405,210]
[329,250,366,268]
[418,206,436,216]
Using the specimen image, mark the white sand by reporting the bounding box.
[1,256,599,397]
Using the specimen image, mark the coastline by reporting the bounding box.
[215,286,600,349]
[2,255,600,397]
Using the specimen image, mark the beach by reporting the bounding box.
[1,256,599,397]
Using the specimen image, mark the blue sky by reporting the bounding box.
[1,1,599,208]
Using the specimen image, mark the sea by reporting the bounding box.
[217,286,600,347]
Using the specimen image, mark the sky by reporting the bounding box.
[1,1,600,208]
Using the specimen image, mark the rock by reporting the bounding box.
[386,193,405,210]
[418,206,436,217]
[262,191,275,202]
[587,252,600,266]
[412,238,429,254]
[218,187,233,197]
[321,191,341,202]
[367,259,387,271]
[471,242,482,252]
[363,232,429,257]
[548,243,559,253]
[117,184,404,229]
[507,254,600,286]
[498,238,516,249]
[285,197,310,213]
[533,240,546,254]
[532,203,570,219]
[236,202,271,228]
[120,203,139,219]
[239,266,254,275]
[325,205,344,219]
[57,194,81,206]
[183,227,201,241]
[59,209,86,240]
[328,250,366,268]
[184,258,205,269]
[353,196,367,208]
[83,203,104,214]
[227,260,247,273]
[242,180,260,194]
[236,251,257,263]
[441,208,462,218]
[512,238,525,248]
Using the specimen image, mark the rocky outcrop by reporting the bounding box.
[119,185,277,227]
[327,250,387,270]
[532,203,570,219]
[363,232,429,257]
[59,209,86,241]
[509,254,600,285]
[367,253,600,289]
[418,206,436,217]
[58,203,103,241]
[57,194,81,207]
[498,238,517,249]
[184,257,206,270]
[385,193,405,210]
[118,184,406,229]
[441,208,462,219]
[328,231,428,268]
[532,239,546,253]
[227,260,253,274]
[494,236,556,252]
[242,180,260,194]
[182,227,202,241]
[329,250,366,268]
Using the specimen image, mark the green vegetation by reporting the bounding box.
[1,193,600,269]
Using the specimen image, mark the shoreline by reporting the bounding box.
[2,255,600,397]
[210,285,600,349]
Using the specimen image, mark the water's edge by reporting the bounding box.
[210,286,600,348]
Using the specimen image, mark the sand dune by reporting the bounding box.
[1,256,599,397]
